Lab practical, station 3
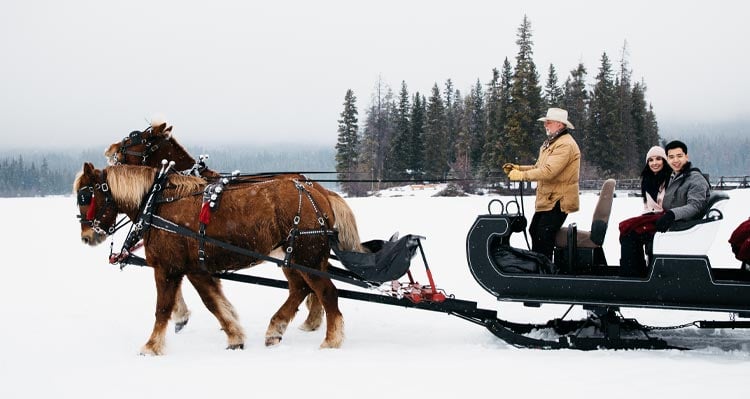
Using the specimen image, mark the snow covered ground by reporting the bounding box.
[1,186,749,398]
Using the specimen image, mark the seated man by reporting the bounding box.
[619,140,711,277]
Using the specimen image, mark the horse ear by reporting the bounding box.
[83,162,95,175]
[164,125,173,138]
[151,122,167,135]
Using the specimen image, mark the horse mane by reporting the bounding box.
[105,165,204,209]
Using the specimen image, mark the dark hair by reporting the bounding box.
[640,158,671,202]
[665,140,688,154]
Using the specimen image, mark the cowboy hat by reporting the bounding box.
[537,108,574,130]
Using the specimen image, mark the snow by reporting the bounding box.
[2,187,749,398]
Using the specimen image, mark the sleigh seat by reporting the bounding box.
[553,179,616,274]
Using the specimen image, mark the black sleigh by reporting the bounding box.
[465,180,750,349]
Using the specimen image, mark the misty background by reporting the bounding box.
[1,0,749,195]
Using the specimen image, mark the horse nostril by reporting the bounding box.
[82,237,89,245]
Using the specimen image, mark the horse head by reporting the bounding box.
[104,121,181,166]
[74,162,120,246]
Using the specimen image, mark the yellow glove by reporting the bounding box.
[502,163,519,174]
[508,169,525,181]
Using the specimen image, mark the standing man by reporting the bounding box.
[619,140,711,277]
[504,108,581,260]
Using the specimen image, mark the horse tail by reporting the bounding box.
[327,192,365,252]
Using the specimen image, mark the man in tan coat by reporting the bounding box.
[504,108,581,259]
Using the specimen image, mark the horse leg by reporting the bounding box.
[299,292,324,332]
[185,273,245,350]
[265,269,310,346]
[140,270,181,356]
[171,284,191,333]
[302,272,344,349]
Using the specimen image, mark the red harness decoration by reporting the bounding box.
[199,201,212,225]
[729,218,750,263]
[86,194,97,220]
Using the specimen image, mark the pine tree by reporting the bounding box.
[466,79,486,172]
[335,89,359,194]
[562,63,588,152]
[480,68,502,176]
[543,64,564,108]
[586,52,620,176]
[409,93,426,177]
[504,15,544,165]
[615,41,637,174]
[386,81,412,180]
[422,84,449,180]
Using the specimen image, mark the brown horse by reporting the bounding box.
[103,120,364,332]
[74,163,344,355]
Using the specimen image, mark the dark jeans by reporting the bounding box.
[619,231,654,277]
[529,201,568,260]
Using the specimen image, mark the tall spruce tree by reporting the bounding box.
[467,79,486,171]
[423,84,449,180]
[543,64,564,108]
[504,15,544,165]
[409,92,426,177]
[335,89,359,194]
[586,52,620,176]
[386,81,412,180]
[480,68,502,176]
[615,42,638,174]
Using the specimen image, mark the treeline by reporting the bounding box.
[0,145,336,197]
[0,156,74,197]
[335,16,660,196]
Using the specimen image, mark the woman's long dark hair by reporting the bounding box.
[640,158,671,202]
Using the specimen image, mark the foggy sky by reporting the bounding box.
[1,0,748,149]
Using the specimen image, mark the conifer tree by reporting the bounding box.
[586,52,620,176]
[386,81,412,180]
[562,63,588,153]
[543,64,564,108]
[467,79,486,171]
[503,15,544,165]
[409,93,426,177]
[422,84,449,180]
[615,42,637,174]
[335,89,359,173]
[480,68,502,176]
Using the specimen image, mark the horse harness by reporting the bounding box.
[77,169,127,236]
[111,126,171,166]
[108,169,337,274]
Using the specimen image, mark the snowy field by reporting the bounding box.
[1,185,749,398]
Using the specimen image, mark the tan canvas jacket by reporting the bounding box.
[519,132,581,213]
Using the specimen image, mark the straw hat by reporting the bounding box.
[537,108,575,130]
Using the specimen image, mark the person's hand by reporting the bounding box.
[502,163,519,174]
[655,211,675,232]
[508,169,525,181]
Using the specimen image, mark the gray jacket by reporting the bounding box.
[662,163,711,221]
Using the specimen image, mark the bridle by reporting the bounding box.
[77,169,125,236]
[110,126,170,166]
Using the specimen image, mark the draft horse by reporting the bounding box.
[104,120,364,332]
[74,162,344,355]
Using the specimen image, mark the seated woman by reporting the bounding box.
[618,146,671,277]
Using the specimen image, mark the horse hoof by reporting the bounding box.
[319,341,342,349]
[139,346,163,356]
[174,319,189,333]
[299,322,321,332]
[226,343,245,350]
[265,336,282,347]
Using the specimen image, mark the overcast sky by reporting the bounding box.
[1,0,748,149]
